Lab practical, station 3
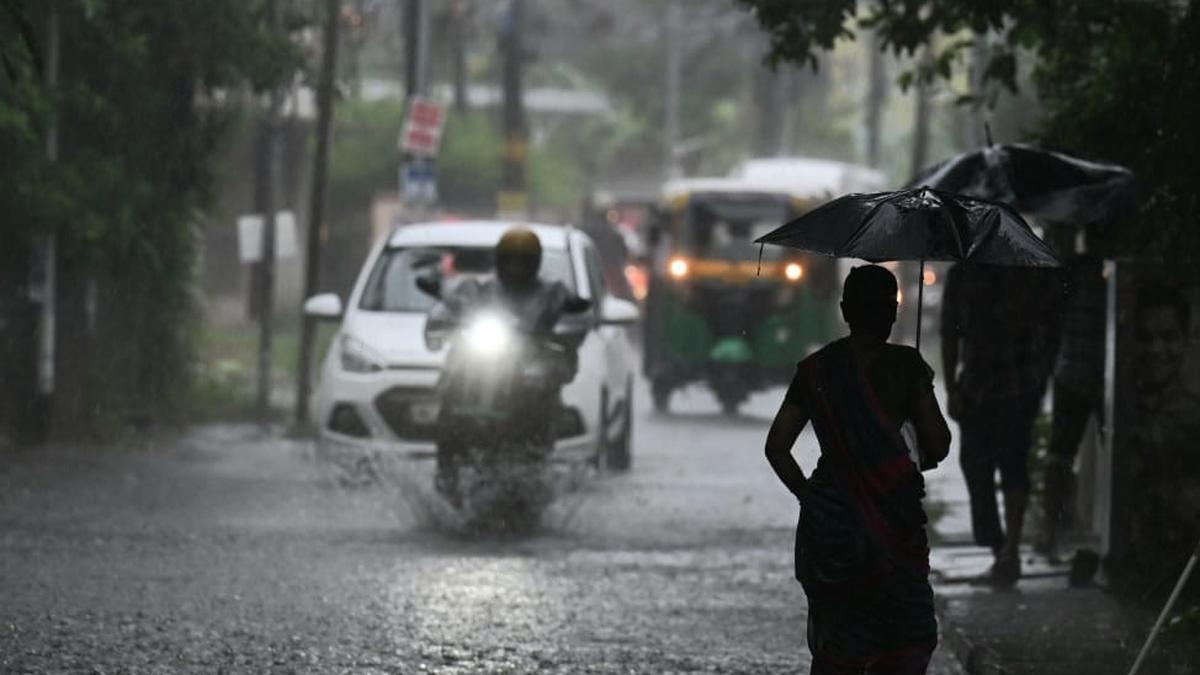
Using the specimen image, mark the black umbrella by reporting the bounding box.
[910,143,1135,225]
[755,186,1062,348]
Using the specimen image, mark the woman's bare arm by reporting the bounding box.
[765,399,811,500]
[911,390,951,470]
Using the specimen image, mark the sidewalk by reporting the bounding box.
[926,474,1194,674]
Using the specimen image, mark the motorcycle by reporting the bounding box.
[418,275,589,534]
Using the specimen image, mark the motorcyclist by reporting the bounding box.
[429,227,590,507]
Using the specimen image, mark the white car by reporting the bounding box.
[304,221,639,471]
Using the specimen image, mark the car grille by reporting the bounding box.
[374,387,440,441]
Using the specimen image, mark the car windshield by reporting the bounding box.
[358,245,575,312]
[679,193,794,262]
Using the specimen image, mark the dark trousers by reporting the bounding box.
[959,395,1041,549]
[1043,383,1103,530]
[811,645,934,675]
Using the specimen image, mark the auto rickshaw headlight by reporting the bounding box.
[785,263,803,282]
[668,257,690,279]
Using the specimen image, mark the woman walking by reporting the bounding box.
[765,265,951,675]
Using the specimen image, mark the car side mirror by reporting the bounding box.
[564,296,592,315]
[303,293,342,320]
[600,296,639,325]
[415,274,442,299]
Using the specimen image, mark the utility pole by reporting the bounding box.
[34,0,61,440]
[404,0,431,96]
[404,0,419,95]
[968,36,990,148]
[400,0,435,216]
[909,47,932,180]
[451,0,469,112]
[255,0,284,423]
[864,30,887,168]
[498,0,527,218]
[754,61,787,157]
[295,0,341,424]
[662,0,682,179]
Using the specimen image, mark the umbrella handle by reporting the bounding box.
[916,260,925,351]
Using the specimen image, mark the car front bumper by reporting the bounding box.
[314,366,598,464]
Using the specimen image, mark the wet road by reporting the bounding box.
[0,380,963,674]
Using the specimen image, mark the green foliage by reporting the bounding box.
[329,101,582,217]
[185,320,337,422]
[329,98,406,214]
[438,111,503,210]
[0,1,308,436]
[736,0,1200,259]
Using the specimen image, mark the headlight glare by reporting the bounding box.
[668,257,689,279]
[464,315,512,357]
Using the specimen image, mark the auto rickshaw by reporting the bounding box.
[642,177,843,415]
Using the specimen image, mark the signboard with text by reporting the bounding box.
[400,97,445,157]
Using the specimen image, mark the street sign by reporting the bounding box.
[402,159,438,206]
[237,211,297,263]
[400,97,445,157]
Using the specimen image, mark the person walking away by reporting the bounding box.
[765,265,952,675]
[941,263,1063,585]
[1038,253,1105,558]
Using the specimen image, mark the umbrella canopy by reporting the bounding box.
[910,143,1135,225]
[755,187,1062,268]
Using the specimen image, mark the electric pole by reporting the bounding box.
[451,0,469,112]
[404,0,431,96]
[662,0,681,179]
[968,37,990,148]
[909,47,932,179]
[255,0,284,423]
[864,30,887,168]
[35,0,61,441]
[404,0,419,95]
[295,0,341,424]
[498,0,527,218]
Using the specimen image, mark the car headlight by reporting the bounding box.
[340,335,384,373]
[462,315,512,357]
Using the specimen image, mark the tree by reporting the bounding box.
[735,0,1200,259]
[0,1,306,438]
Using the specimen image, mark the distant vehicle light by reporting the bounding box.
[785,263,803,281]
[625,264,649,301]
[923,268,938,286]
[668,258,690,279]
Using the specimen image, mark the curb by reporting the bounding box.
[936,597,1014,675]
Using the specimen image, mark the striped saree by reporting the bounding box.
[792,339,937,674]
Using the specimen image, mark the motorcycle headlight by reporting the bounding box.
[340,335,385,373]
[463,315,512,357]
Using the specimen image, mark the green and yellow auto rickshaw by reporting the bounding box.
[642,177,843,415]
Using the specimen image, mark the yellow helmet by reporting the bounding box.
[495,227,542,289]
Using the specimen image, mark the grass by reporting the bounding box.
[185,319,338,422]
